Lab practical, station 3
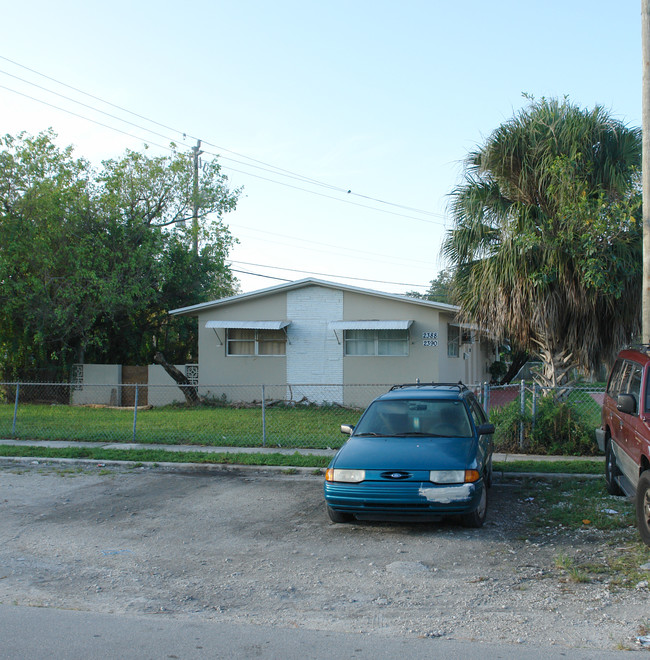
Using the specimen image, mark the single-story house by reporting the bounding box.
[169,278,496,407]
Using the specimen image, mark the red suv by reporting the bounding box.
[596,348,650,546]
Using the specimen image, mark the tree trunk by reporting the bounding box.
[531,344,577,399]
[499,351,529,384]
[153,352,201,405]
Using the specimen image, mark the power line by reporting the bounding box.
[230,222,438,266]
[230,269,293,283]
[0,56,446,283]
[0,54,448,221]
[1,78,446,225]
[0,83,173,152]
[228,260,429,288]
[211,156,447,226]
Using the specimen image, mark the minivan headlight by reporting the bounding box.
[429,470,480,484]
[326,469,366,483]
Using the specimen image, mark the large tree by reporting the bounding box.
[0,131,240,380]
[406,269,457,304]
[443,97,642,387]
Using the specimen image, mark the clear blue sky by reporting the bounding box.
[1,0,642,295]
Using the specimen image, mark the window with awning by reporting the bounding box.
[328,321,413,357]
[205,321,290,356]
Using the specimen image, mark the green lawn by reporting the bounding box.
[0,402,362,449]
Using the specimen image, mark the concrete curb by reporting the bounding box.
[0,455,604,481]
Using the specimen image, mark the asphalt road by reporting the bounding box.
[0,604,639,660]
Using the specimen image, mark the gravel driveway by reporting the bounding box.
[1,461,649,653]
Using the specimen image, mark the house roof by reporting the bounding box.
[169,278,459,316]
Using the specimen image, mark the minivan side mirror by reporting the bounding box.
[340,424,355,435]
[476,423,495,435]
[617,393,637,415]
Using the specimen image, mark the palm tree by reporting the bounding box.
[443,97,642,387]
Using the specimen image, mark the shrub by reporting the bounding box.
[528,397,597,455]
[490,396,598,456]
[489,401,527,452]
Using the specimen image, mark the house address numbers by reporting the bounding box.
[422,331,438,347]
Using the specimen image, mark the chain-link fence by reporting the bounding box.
[481,381,605,454]
[0,380,606,452]
[0,382,391,449]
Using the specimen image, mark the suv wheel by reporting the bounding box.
[636,471,650,547]
[605,439,623,496]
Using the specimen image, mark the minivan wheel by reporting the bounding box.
[635,471,650,547]
[327,505,354,524]
[605,440,623,496]
[460,486,487,528]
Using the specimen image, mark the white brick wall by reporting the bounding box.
[286,287,343,402]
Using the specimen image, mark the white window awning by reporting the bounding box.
[205,320,291,330]
[327,320,413,331]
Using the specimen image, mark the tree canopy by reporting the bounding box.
[406,269,457,305]
[442,97,642,386]
[0,130,241,380]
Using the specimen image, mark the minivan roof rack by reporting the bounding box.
[389,381,468,392]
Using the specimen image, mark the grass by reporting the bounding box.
[496,459,602,474]
[0,402,360,448]
[0,443,606,475]
[529,478,634,531]
[554,553,591,583]
[0,444,332,468]
[525,478,650,587]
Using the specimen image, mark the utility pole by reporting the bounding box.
[643,2,650,342]
[191,140,203,255]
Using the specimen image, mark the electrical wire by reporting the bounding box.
[0,54,448,221]
[230,222,437,266]
[0,56,442,289]
[1,78,447,226]
[228,260,429,288]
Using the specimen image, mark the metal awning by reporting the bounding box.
[205,320,291,330]
[327,320,413,331]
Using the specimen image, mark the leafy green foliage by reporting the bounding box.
[0,131,241,378]
[406,269,457,304]
[443,97,642,386]
[490,397,598,455]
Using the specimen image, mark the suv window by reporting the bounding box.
[628,363,643,410]
[607,359,624,396]
[608,359,640,398]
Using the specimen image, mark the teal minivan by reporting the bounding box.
[324,383,494,528]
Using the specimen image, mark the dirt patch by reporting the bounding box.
[0,462,648,652]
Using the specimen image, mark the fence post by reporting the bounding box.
[132,384,139,443]
[519,379,525,450]
[483,382,490,414]
[531,383,538,437]
[12,383,20,437]
[261,384,266,448]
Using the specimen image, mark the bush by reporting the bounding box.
[490,396,598,456]
[489,402,527,452]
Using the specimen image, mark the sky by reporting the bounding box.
[0,1,642,297]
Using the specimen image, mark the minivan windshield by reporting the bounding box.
[354,399,473,438]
